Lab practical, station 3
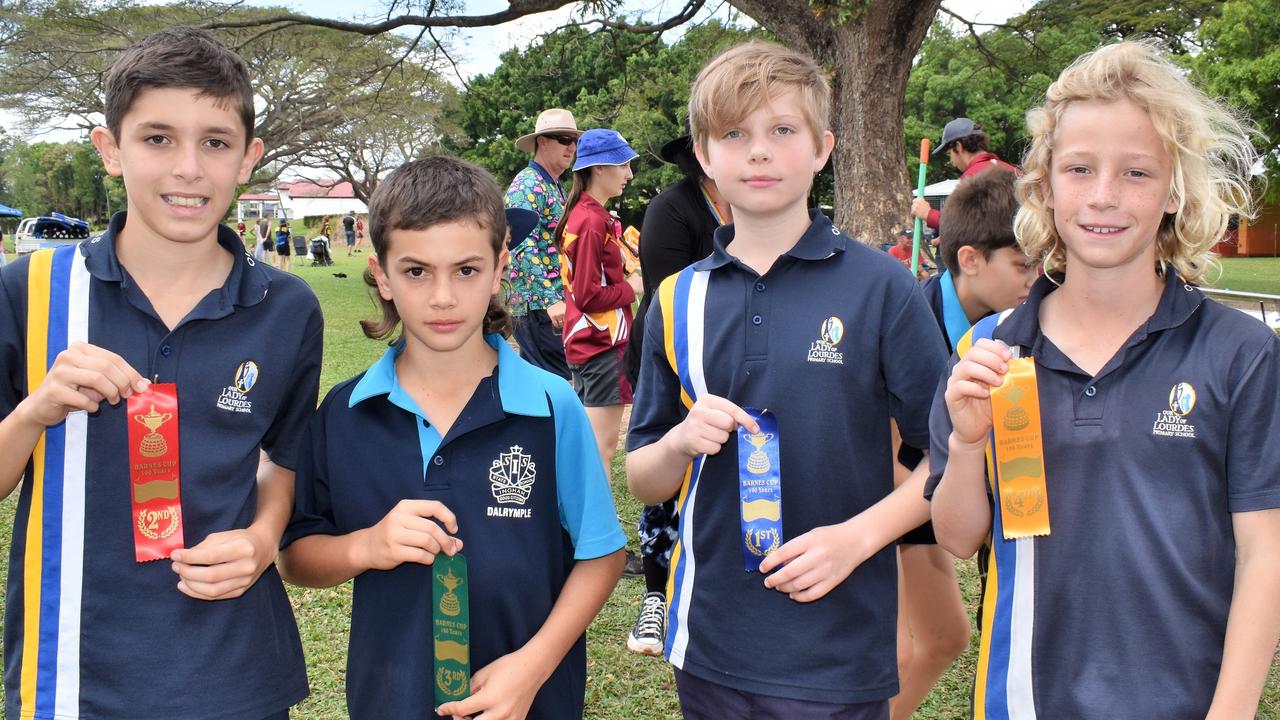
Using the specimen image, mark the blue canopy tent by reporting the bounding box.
[0,203,23,218]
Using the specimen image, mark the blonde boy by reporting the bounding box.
[627,41,947,718]
[930,41,1279,718]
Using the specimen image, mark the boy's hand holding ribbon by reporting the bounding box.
[352,499,463,570]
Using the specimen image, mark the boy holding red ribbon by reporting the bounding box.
[0,28,319,720]
[929,41,1280,718]
[627,41,947,718]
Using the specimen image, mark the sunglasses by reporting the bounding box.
[543,134,578,146]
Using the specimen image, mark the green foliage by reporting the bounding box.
[903,19,1104,180]
[1189,0,1280,204]
[2,139,114,222]
[1015,0,1223,54]
[448,20,759,225]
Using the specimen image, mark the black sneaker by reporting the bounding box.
[622,550,643,578]
[626,591,666,656]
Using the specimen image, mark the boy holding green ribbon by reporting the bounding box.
[279,156,626,720]
[627,41,947,718]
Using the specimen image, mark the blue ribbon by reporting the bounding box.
[938,270,972,350]
[738,408,783,571]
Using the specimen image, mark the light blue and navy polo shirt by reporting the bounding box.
[626,211,948,704]
[0,212,320,719]
[282,334,626,720]
[926,272,1280,719]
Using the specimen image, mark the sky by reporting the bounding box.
[0,0,1036,140]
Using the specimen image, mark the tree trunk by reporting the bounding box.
[729,0,941,242]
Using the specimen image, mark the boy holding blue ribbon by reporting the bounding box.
[627,40,947,719]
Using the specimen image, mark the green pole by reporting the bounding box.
[912,138,931,276]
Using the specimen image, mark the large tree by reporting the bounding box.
[0,0,456,189]
[206,0,943,242]
[1189,0,1279,203]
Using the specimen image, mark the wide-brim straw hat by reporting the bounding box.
[515,108,583,153]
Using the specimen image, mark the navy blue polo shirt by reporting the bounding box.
[926,272,1280,718]
[282,334,625,720]
[626,211,947,703]
[0,212,320,719]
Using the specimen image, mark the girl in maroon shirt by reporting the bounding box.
[554,128,643,471]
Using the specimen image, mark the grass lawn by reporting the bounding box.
[0,244,1276,718]
[1213,257,1280,296]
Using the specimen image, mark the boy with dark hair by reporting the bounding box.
[925,168,1036,351]
[0,27,318,719]
[627,40,947,718]
[280,156,625,719]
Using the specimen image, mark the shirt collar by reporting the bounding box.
[527,160,563,190]
[349,334,551,418]
[82,211,271,309]
[694,209,846,271]
[998,268,1205,350]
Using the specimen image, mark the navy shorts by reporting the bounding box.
[512,308,571,381]
[345,229,356,246]
[674,668,889,720]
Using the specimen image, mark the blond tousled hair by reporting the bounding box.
[1014,40,1258,284]
[688,41,831,156]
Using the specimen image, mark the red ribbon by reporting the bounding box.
[126,384,185,562]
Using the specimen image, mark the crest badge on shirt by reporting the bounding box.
[216,360,258,414]
[487,445,535,519]
[806,316,845,365]
[1151,381,1197,438]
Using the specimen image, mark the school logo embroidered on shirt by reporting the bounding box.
[487,445,535,518]
[216,361,257,414]
[806,316,845,365]
[1152,382,1197,438]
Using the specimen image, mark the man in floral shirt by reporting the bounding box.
[505,108,582,380]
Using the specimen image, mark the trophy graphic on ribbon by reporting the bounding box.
[744,431,774,474]
[133,405,172,458]
[438,568,463,617]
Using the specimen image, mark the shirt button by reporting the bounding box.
[751,314,763,326]
[159,344,172,357]
[433,455,444,466]
[755,282,766,292]
[1085,385,1097,397]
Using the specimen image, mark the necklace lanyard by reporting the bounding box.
[699,185,726,226]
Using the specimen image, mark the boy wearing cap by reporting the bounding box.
[910,117,1017,230]
[505,108,584,381]
[554,128,644,472]
[627,41,946,718]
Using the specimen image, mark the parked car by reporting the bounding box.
[15,213,91,254]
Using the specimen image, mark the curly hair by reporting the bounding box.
[1014,40,1258,284]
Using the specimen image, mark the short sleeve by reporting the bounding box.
[625,296,685,451]
[281,394,340,547]
[0,262,26,419]
[880,281,948,451]
[549,380,626,559]
[924,361,957,499]
[261,295,324,470]
[1226,334,1280,512]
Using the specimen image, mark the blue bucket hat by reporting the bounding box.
[572,129,638,171]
